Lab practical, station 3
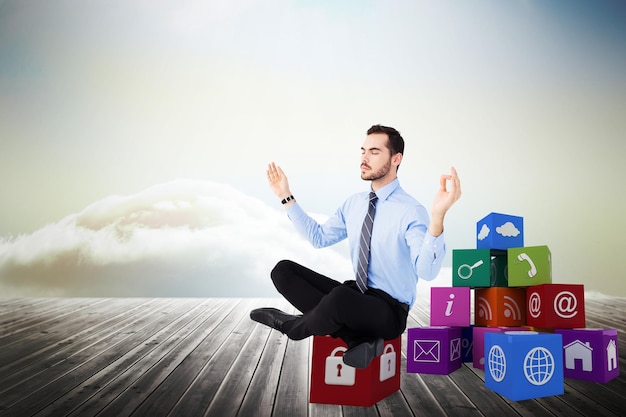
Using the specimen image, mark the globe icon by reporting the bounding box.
[524,347,554,386]
[488,345,506,382]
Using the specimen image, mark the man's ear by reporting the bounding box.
[392,152,403,167]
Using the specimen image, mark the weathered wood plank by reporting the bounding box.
[565,377,626,413]
[0,298,36,311]
[342,404,380,417]
[448,365,521,417]
[0,298,92,336]
[0,299,197,415]
[238,300,292,417]
[397,358,448,417]
[31,298,225,417]
[60,299,229,417]
[374,388,415,417]
[273,335,310,417]
[0,298,167,394]
[94,299,246,417]
[204,317,276,416]
[0,298,117,366]
[0,298,164,380]
[0,298,74,328]
[0,296,624,417]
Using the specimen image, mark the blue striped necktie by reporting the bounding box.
[356,192,378,293]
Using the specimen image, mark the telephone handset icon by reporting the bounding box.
[517,253,537,278]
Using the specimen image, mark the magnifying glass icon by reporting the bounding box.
[457,259,484,279]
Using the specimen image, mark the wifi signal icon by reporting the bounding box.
[503,295,521,321]
[477,297,493,321]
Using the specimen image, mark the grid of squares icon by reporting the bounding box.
[406,212,620,401]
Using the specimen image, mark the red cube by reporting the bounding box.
[526,284,585,328]
[309,335,401,406]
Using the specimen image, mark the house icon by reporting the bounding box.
[607,339,618,372]
[564,339,593,372]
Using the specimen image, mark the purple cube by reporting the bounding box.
[430,287,471,327]
[461,326,474,363]
[473,327,506,370]
[407,327,462,375]
[473,326,529,369]
[554,328,619,383]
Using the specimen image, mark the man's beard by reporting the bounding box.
[361,160,391,181]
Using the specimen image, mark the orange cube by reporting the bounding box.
[475,287,526,327]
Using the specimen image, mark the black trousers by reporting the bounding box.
[271,259,409,346]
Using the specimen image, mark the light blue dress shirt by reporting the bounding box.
[286,178,445,307]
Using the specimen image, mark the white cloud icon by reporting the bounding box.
[496,222,520,237]
[477,224,490,240]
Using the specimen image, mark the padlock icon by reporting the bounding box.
[379,344,396,382]
[324,346,356,386]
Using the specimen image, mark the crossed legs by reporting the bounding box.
[265,260,402,345]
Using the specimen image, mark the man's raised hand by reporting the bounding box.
[432,166,461,216]
[267,162,292,201]
[428,166,461,237]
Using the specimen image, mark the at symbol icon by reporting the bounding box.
[554,291,578,319]
[528,292,541,319]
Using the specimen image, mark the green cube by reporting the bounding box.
[453,249,490,287]
[507,246,552,287]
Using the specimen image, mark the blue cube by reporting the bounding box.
[476,212,524,250]
[484,331,563,401]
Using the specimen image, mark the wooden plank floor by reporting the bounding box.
[0,296,624,417]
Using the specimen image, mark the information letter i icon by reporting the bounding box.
[430,287,470,327]
[445,294,455,317]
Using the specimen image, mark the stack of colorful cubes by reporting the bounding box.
[406,212,620,401]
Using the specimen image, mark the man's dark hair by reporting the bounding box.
[367,124,404,156]
[367,124,404,172]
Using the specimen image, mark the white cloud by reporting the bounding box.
[495,221,520,238]
[0,180,353,297]
[477,224,490,240]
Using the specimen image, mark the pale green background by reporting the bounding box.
[1,1,625,297]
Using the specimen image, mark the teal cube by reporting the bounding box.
[476,212,524,250]
[453,249,508,287]
[508,246,552,287]
[453,249,490,287]
[490,250,508,287]
[485,331,564,401]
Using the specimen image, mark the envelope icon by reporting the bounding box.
[414,339,440,363]
[450,338,461,361]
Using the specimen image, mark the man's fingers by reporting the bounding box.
[267,162,279,180]
[440,174,451,191]
[448,166,461,200]
[438,167,461,202]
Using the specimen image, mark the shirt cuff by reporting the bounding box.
[423,231,445,261]
[286,201,306,220]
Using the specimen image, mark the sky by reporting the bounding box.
[1,0,625,298]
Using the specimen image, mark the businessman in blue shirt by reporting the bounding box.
[251,124,461,368]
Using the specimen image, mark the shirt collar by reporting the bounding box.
[371,178,399,202]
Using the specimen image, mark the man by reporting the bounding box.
[250,124,461,368]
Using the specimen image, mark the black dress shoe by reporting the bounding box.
[342,337,384,369]
[250,307,300,333]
